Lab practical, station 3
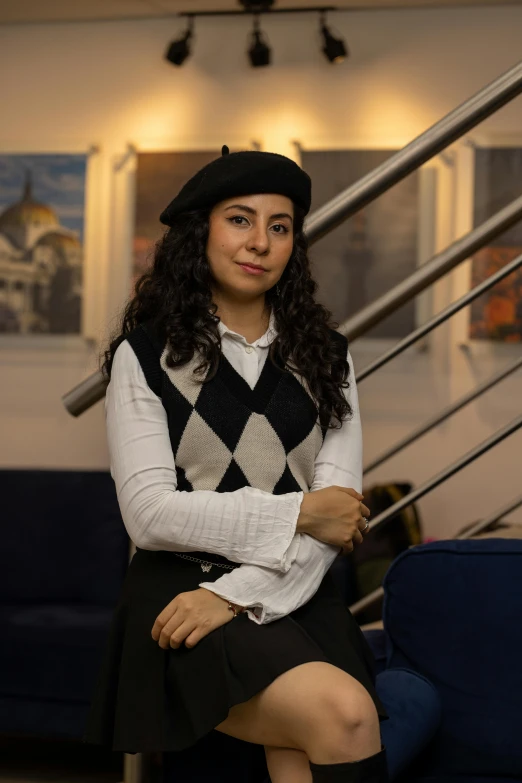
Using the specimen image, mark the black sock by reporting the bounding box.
[309,746,388,783]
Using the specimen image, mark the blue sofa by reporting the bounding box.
[374,538,522,783]
[0,469,129,739]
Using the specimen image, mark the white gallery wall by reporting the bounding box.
[0,4,521,537]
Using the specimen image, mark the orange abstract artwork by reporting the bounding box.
[469,246,522,342]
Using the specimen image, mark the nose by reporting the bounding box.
[246,224,269,255]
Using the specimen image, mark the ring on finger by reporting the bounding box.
[362,517,370,532]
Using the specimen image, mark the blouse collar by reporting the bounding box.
[217,307,277,348]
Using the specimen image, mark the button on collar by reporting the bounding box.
[245,346,254,354]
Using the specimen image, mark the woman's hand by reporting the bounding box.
[151,588,236,650]
[296,486,370,555]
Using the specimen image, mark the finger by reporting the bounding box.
[158,613,188,650]
[342,487,364,501]
[151,603,178,641]
[360,503,371,518]
[342,541,354,556]
[151,614,173,642]
[166,620,197,650]
[184,626,208,649]
[352,530,364,546]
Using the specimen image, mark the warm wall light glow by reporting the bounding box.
[353,79,435,146]
[115,85,196,145]
[254,102,325,159]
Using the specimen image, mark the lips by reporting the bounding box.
[236,262,266,271]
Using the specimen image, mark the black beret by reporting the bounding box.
[159,145,312,226]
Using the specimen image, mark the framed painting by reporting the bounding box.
[105,141,260,329]
[0,153,89,336]
[469,144,522,343]
[130,143,262,290]
[133,150,220,287]
[299,147,434,340]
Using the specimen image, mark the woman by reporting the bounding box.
[85,147,388,783]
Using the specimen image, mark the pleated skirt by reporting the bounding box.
[84,548,387,754]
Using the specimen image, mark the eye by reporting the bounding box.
[227,215,249,226]
[271,223,290,234]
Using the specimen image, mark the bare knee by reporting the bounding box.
[295,669,381,763]
[313,686,379,750]
[215,662,380,762]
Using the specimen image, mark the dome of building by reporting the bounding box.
[0,233,16,254]
[0,174,59,231]
[36,231,81,250]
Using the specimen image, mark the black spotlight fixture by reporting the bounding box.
[319,11,348,64]
[239,0,275,9]
[248,14,271,67]
[165,15,194,66]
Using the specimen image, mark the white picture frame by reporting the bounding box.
[294,141,440,347]
[290,141,466,424]
[105,138,264,340]
[450,133,522,359]
[0,140,103,354]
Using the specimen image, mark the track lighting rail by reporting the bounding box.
[176,7,338,18]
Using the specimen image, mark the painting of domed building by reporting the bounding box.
[0,154,87,334]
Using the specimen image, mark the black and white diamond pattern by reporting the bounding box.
[159,345,325,496]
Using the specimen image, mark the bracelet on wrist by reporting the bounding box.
[227,601,245,617]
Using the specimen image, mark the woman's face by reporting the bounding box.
[206,193,294,301]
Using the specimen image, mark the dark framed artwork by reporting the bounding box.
[469,147,522,343]
[301,149,420,339]
[133,150,220,287]
[0,154,87,334]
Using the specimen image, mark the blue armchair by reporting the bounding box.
[375,538,522,782]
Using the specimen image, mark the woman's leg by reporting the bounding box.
[215,660,381,764]
[264,746,312,783]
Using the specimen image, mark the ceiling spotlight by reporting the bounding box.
[165,16,194,66]
[248,14,271,67]
[239,0,275,8]
[319,12,348,64]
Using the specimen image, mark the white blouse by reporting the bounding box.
[105,310,363,625]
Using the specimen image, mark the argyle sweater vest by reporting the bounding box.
[125,321,347,497]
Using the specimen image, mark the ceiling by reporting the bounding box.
[0,0,520,25]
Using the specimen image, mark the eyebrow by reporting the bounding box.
[224,204,293,222]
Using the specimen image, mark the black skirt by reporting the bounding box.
[84,548,387,754]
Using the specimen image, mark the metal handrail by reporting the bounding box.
[350,493,522,616]
[305,60,522,243]
[356,252,522,382]
[63,61,522,416]
[456,495,522,539]
[63,192,522,417]
[338,194,522,341]
[364,355,522,473]
[361,415,522,536]
[62,366,108,417]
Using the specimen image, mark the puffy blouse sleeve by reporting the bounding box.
[200,346,362,623]
[105,339,304,572]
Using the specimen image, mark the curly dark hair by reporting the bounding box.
[101,204,352,430]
